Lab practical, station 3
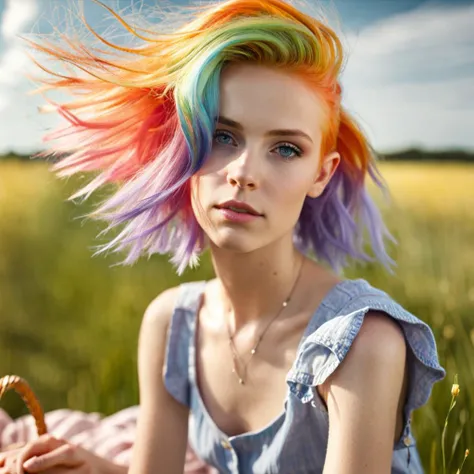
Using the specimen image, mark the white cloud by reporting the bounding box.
[0,0,40,114]
[0,1,473,154]
[340,2,474,151]
[1,0,40,41]
[0,46,32,86]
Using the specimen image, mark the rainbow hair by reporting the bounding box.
[24,0,396,275]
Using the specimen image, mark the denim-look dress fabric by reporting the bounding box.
[163,278,446,474]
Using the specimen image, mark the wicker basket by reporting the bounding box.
[0,374,48,446]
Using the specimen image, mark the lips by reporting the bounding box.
[215,200,262,216]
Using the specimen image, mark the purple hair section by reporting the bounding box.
[295,158,397,274]
[86,138,396,275]
[83,130,205,275]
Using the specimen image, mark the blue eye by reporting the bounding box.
[214,130,235,146]
[276,143,303,161]
[212,130,303,161]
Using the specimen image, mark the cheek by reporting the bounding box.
[200,149,228,175]
[190,173,217,205]
[189,174,218,231]
[271,172,315,207]
[189,175,204,218]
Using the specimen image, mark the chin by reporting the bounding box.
[209,229,264,254]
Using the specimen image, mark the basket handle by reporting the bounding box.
[0,375,47,437]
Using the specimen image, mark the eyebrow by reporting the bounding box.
[215,115,313,144]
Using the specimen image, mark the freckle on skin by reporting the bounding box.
[273,271,278,276]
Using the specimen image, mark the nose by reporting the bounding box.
[226,151,259,190]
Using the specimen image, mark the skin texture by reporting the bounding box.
[321,312,408,474]
[191,63,339,265]
[0,436,126,474]
[138,62,408,474]
[3,63,408,474]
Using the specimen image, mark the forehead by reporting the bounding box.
[218,63,325,139]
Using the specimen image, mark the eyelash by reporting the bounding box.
[213,130,303,160]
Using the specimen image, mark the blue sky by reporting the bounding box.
[0,0,473,154]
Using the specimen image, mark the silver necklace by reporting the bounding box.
[226,257,305,385]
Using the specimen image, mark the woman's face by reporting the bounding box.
[191,62,340,254]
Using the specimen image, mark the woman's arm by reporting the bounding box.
[128,287,190,474]
[322,312,407,474]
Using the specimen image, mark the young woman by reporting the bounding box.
[4,0,445,473]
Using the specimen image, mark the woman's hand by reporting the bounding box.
[0,443,26,474]
[0,434,124,474]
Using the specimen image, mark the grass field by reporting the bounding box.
[0,160,473,472]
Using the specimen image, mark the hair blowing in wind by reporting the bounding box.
[23,0,396,275]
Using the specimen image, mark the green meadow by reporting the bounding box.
[0,159,473,472]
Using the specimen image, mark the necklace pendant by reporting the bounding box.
[224,257,304,391]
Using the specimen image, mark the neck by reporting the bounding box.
[209,236,304,330]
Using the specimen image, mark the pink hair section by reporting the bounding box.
[32,86,204,273]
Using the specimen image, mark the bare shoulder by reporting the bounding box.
[321,312,409,473]
[137,285,182,403]
[333,311,407,381]
[319,311,407,405]
[354,311,407,357]
[141,285,182,332]
[131,285,191,473]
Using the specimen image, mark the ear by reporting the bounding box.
[307,151,341,198]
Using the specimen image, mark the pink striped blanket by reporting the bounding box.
[0,406,216,473]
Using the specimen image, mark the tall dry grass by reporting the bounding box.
[0,160,473,472]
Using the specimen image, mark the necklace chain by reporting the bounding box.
[226,257,305,385]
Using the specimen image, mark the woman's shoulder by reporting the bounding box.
[287,277,446,411]
[139,281,209,408]
[320,277,423,322]
[142,285,182,331]
[311,277,444,369]
[143,279,210,327]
